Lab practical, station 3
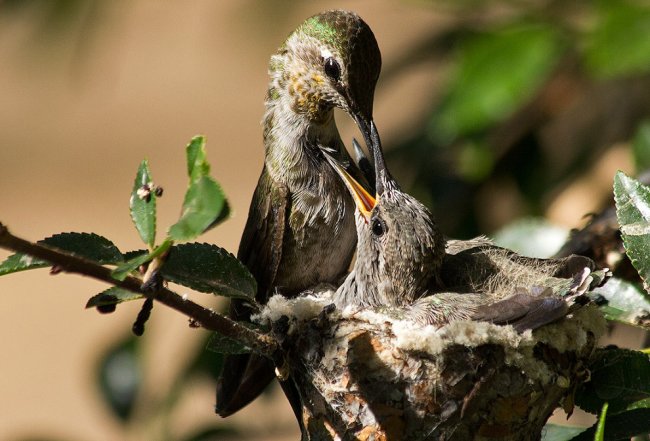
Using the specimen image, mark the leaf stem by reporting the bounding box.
[0,222,276,356]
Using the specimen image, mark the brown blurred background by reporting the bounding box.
[1,1,648,440]
[0,2,448,440]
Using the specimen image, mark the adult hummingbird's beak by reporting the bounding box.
[368,121,394,197]
[352,114,393,198]
[352,114,373,153]
[323,153,376,221]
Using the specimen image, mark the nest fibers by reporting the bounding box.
[253,288,606,440]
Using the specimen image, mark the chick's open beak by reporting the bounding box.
[323,153,376,221]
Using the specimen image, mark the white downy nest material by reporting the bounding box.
[254,286,607,386]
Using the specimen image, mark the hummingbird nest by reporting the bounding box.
[255,286,606,440]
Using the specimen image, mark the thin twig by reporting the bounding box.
[0,222,277,356]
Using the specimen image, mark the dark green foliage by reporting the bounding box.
[161,243,256,300]
[576,348,650,414]
[0,232,123,275]
[206,331,253,355]
[431,23,562,144]
[633,121,650,171]
[86,287,144,309]
[614,172,650,296]
[97,335,142,421]
[110,240,172,281]
[570,408,650,441]
[584,1,650,78]
[385,1,650,241]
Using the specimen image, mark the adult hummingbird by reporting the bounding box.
[327,124,603,331]
[216,10,382,417]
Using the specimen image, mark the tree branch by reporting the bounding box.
[0,222,277,356]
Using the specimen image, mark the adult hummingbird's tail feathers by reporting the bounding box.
[215,354,276,417]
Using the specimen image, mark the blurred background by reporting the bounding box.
[1,1,649,440]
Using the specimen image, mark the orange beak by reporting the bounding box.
[323,154,376,221]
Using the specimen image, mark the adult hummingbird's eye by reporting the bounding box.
[371,218,385,237]
[323,57,341,81]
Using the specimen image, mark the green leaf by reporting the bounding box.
[168,136,229,241]
[570,409,650,440]
[44,232,124,262]
[430,23,562,143]
[613,171,650,295]
[0,232,123,276]
[584,1,650,78]
[594,402,608,441]
[626,397,650,411]
[111,252,152,281]
[590,278,650,329]
[633,121,650,172]
[576,348,650,415]
[541,424,587,441]
[492,217,569,258]
[206,330,252,355]
[168,176,226,241]
[85,287,144,309]
[97,334,141,421]
[207,198,231,230]
[186,135,210,179]
[160,243,256,300]
[130,159,157,248]
[0,253,48,276]
[123,249,147,261]
[111,239,172,281]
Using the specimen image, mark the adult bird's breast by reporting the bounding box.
[273,163,356,296]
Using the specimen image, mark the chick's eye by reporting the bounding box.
[371,218,385,237]
[323,57,341,81]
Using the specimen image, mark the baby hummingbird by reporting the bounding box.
[329,123,445,309]
[327,124,601,331]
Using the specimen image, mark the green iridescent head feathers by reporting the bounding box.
[268,10,381,123]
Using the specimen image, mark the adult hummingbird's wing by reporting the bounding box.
[237,168,288,301]
[216,169,289,417]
